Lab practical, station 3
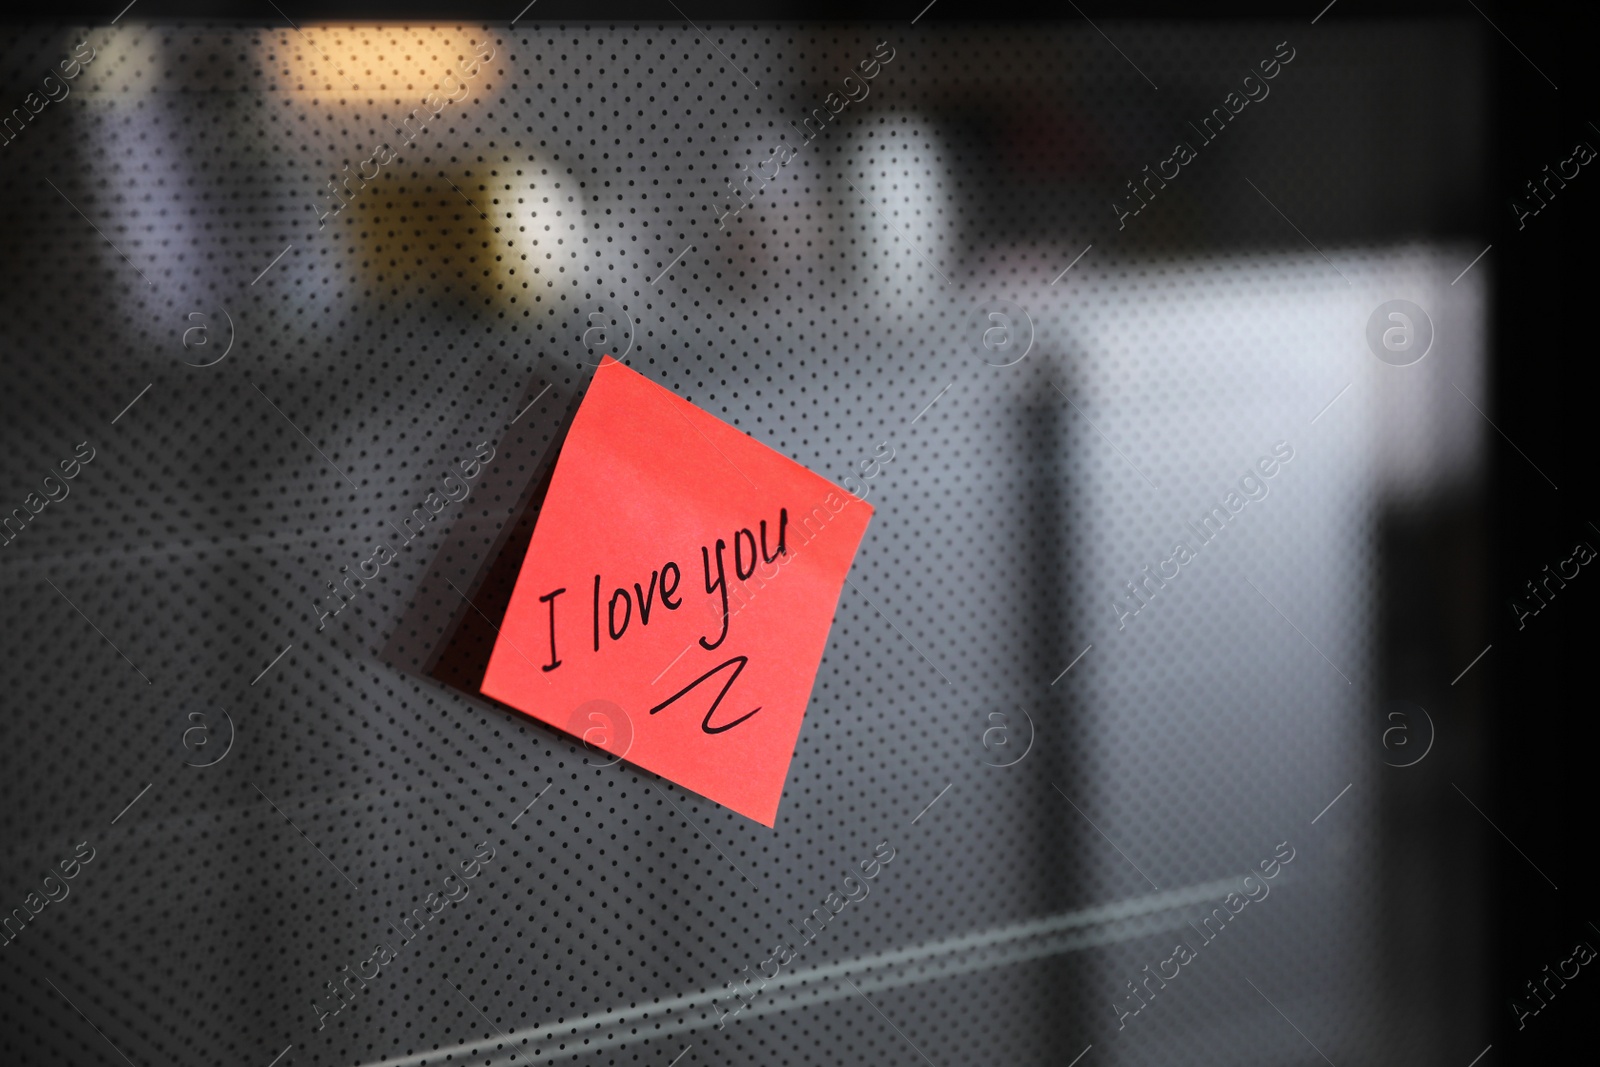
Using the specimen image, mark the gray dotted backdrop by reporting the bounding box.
[0,18,1488,1067]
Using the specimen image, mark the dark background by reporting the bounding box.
[1484,0,1600,1059]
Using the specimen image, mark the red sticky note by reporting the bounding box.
[481,357,873,826]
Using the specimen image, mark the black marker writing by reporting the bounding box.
[700,538,730,650]
[540,506,788,670]
[661,561,683,608]
[760,509,788,564]
[539,587,566,671]
[649,654,761,733]
[609,586,633,640]
[635,569,660,626]
[734,528,758,581]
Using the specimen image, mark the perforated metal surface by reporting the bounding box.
[1,18,1489,1067]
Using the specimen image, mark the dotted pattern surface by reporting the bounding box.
[0,20,1488,1067]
